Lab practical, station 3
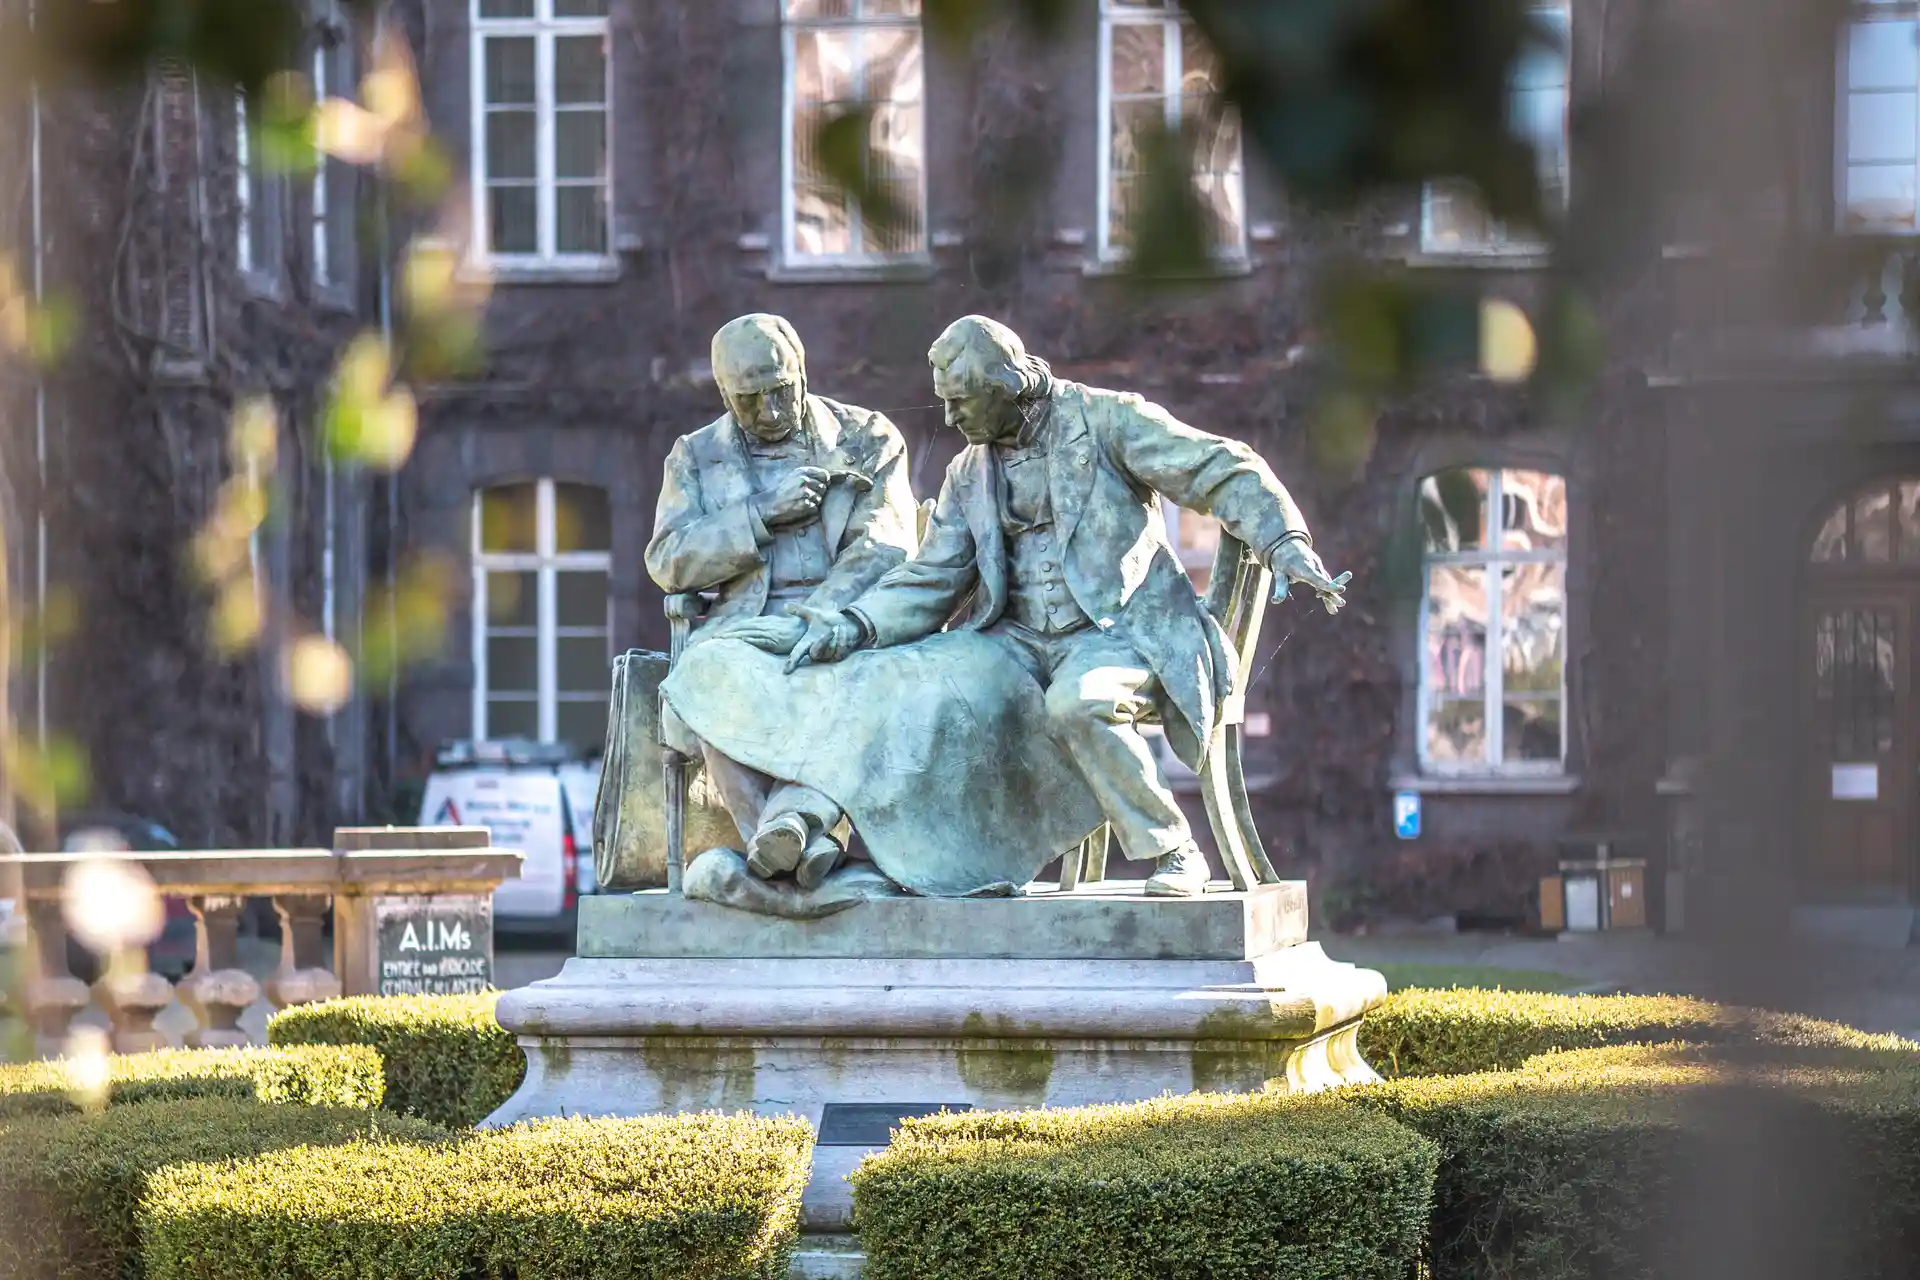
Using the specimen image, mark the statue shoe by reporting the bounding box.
[746,813,809,880]
[794,832,845,892]
[1143,842,1210,897]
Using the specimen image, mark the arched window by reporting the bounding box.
[1809,478,1920,564]
[1418,467,1569,773]
[471,479,612,751]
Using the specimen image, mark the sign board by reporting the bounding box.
[420,771,566,918]
[817,1102,974,1146]
[1831,763,1879,801]
[374,894,493,997]
[1393,791,1421,840]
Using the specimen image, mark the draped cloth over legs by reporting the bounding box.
[660,634,1106,897]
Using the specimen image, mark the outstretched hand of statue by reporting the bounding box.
[1270,539,1352,615]
[784,603,864,673]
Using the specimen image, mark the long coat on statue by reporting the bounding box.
[852,378,1309,768]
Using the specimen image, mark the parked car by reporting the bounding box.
[418,739,601,941]
[57,811,198,982]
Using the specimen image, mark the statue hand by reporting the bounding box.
[712,615,806,653]
[784,603,863,673]
[756,466,830,529]
[1270,540,1352,615]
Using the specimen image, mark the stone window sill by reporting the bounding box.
[1400,248,1553,271]
[1389,773,1581,796]
[764,258,937,284]
[469,259,622,286]
[1080,255,1253,280]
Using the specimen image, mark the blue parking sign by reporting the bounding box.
[1393,791,1421,840]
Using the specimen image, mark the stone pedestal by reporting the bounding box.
[489,883,1386,1235]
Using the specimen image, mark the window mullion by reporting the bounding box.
[850,28,867,254]
[1485,472,1506,767]
[538,565,558,741]
[538,29,556,262]
[1164,17,1180,128]
[472,524,490,739]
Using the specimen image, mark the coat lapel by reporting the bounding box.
[962,444,1007,624]
[1047,394,1096,555]
[809,398,857,553]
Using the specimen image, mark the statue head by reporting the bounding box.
[928,315,1051,446]
[713,313,808,442]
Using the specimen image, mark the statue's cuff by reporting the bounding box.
[1263,530,1311,566]
[845,607,878,649]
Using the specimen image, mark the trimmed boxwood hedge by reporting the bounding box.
[851,1092,1437,1280]
[140,1113,814,1280]
[0,1044,384,1118]
[1358,986,1914,1078]
[267,992,521,1127]
[1343,1041,1920,1280]
[0,1098,442,1280]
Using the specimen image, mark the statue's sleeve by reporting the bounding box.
[1106,395,1310,556]
[809,412,918,610]
[846,459,979,647]
[644,436,764,594]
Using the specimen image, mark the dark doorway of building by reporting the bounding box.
[1807,479,1920,903]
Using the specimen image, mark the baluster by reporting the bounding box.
[175,895,261,1048]
[23,899,90,1058]
[93,952,174,1053]
[265,894,341,1009]
[1898,250,1920,346]
[1861,250,1890,327]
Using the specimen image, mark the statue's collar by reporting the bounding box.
[1003,387,1054,451]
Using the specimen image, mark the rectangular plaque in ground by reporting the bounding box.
[374,894,493,996]
[817,1102,974,1146]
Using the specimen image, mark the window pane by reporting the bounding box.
[556,185,607,254]
[479,484,539,553]
[1502,562,1565,694]
[556,698,609,752]
[1179,23,1222,98]
[486,110,537,180]
[555,110,606,179]
[1110,99,1164,177]
[866,25,922,105]
[1849,92,1919,163]
[1813,502,1849,563]
[1428,699,1487,767]
[1849,19,1919,90]
[1426,564,1488,699]
[485,38,536,105]
[1503,697,1562,763]
[792,31,858,118]
[1425,180,1499,248]
[558,636,611,694]
[552,484,611,551]
[793,184,854,256]
[1856,487,1894,562]
[555,35,607,104]
[487,635,538,692]
[1900,483,1920,560]
[479,0,535,16]
[553,0,610,15]
[490,186,538,254]
[486,570,538,627]
[487,699,539,739]
[556,570,609,628]
[866,0,922,14]
[1844,163,1918,231]
[1500,470,1567,552]
[787,0,853,16]
[1420,469,1489,553]
[1110,22,1166,97]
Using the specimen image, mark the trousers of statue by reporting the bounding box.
[986,620,1193,862]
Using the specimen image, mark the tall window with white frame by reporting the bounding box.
[472,479,613,751]
[1100,0,1245,262]
[1839,4,1920,232]
[235,89,254,273]
[1422,5,1570,254]
[784,0,927,264]
[472,0,612,267]
[1418,468,1568,774]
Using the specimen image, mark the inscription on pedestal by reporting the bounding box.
[817,1101,973,1146]
[374,895,492,996]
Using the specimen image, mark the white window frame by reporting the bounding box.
[469,0,614,271]
[235,89,254,273]
[471,478,612,744]
[312,40,335,288]
[1097,0,1247,265]
[1837,2,1920,235]
[1419,3,1570,256]
[780,0,929,267]
[1416,468,1569,776]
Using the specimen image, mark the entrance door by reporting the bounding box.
[1806,591,1915,899]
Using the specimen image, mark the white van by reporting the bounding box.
[418,739,601,939]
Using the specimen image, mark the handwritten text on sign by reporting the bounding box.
[374,895,493,997]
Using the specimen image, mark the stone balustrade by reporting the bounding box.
[1,827,522,1057]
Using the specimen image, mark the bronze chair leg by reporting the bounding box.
[1200,727,1265,891]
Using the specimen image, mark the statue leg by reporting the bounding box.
[1038,631,1195,864]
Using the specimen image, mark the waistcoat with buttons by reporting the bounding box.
[996,426,1090,636]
